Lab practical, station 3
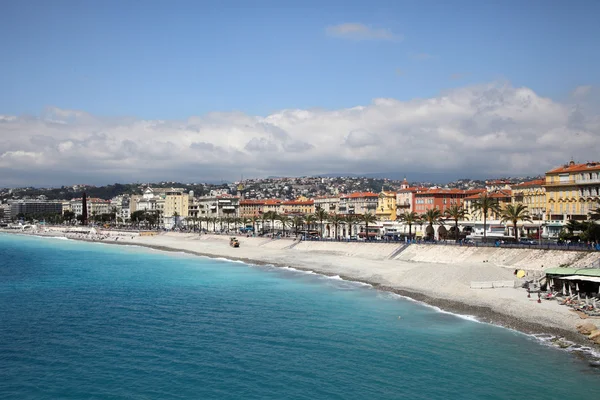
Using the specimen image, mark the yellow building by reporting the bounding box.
[376,191,397,221]
[545,160,600,221]
[281,198,315,216]
[164,190,190,227]
[463,190,512,221]
[511,179,546,220]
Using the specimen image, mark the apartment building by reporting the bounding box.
[313,196,340,213]
[339,192,378,215]
[544,160,600,221]
[414,189,483,214]
[375,191,398,221]
[281,198,315,216]
[511,179,546,220]
[70,198,110,217]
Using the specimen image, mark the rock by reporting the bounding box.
[589,330,600,340]
[577,322,597,335]
[592,336,600,346]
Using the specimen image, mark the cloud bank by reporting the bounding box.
[325,23,401,41]
[1,82,599,187]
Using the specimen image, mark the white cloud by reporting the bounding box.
[572,85,592,98]
[326,23,402,41]
[1,82,599,186]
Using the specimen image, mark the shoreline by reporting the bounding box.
[3,228,600,361]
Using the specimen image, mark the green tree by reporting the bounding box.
[588,207,600,221]
[344,214,357,238]
[444,205,468,241]
[422,208,443,240]
[304,214,317,235]
[278,215,291,236]
[359,212,377,241]
[329,213,344,240]
[314,207,329,238]
[291,215,304,236]
[500,203,532,242]
[399,211,420,241]
[471,193,501,241]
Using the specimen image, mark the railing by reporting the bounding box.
[299,236,600,252]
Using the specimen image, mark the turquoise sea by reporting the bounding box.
[1,233,599,399]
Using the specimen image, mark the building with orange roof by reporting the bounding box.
[313,196,340,214]
[511,179,546,220]
[414,188,480,214]
[462,190,511,221]
[396,186,428,214]
[544,160,600,222]
[239,199,266,218]
[339,192,378,215]
[281,199,315,216]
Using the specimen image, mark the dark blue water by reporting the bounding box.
[1,234,599,399]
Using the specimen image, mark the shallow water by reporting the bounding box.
[1,234,598,399]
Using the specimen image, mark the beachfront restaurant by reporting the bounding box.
[544,267,600,313]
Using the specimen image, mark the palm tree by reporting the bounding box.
[329,213,343,240]
[249,216,259,234]
[359,212,377,241]
[314,207,329,238]
[278,215,291,237]
[343,214,357,238]
[444,205,468,241]
[422,208,443,240]
[589,207,600,221]
[304,214,317,235]
[399,211,420,241]
[500,203,532,242]
[471,193,501,241]
[291,215,304,236]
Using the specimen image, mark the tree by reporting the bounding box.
[343,214,357,238]
[422,208,443,240]
[314,207,329,238]
[304,214,317,235]
[589,207,600,221]
[399,211,420,241]
[278,215,291,237]
[444,205,468,241]
[291,215,304,236]
[63,210,75,225]
[500,203,532,242]
[471,193,501,241]
[329,213,343,240]
[359,212,377,240]
[250,216,259,234]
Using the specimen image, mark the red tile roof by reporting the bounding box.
[547,161,600,174]
[341,192,378,198]
[514,179,544,187]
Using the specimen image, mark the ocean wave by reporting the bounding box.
[380,292,482,323]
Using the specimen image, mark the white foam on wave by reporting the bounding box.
[280,266,316,275]
[380,292,482,323]
[326,275,343,281]
[527,333,600,359]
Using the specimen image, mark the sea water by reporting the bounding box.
[1,234,599,400]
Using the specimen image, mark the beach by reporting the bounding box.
[5,227,600,351]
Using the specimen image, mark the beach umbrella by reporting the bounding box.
[585,293,589,306]
[562,282,566,296]
[576,283,580,292]
[569,284,573,297]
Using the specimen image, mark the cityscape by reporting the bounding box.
[3,1,600,397]
[3,159,599,243]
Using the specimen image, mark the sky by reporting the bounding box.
[1,0,600,187]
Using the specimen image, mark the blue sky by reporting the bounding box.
[2,0,599,119]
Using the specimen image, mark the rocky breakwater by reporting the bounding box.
[577,322,600,345]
